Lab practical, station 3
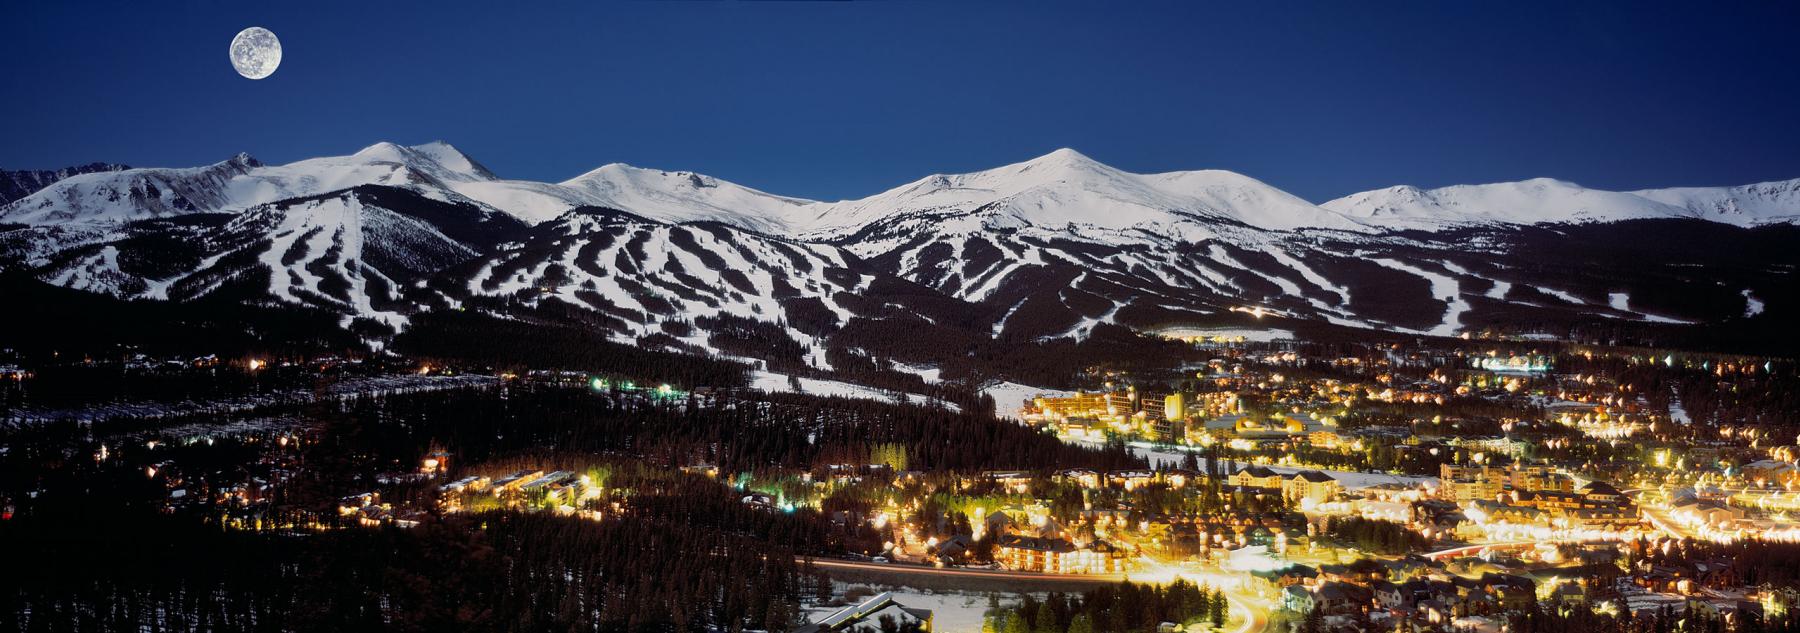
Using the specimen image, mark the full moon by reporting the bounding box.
[229,27,282,80]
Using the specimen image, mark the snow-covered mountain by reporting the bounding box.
[0,142,493,227]
[449,163,815,232]
[0,154,263,225]
[798,148,1366,238]
[1324,177,1800,230]
[1,162,130,207]
[449,207,916,366]
[1631,178,1800,226]
[32,185,525,329]
[2,141,1794,359]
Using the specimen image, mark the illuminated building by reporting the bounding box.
[995,535,1129,574]
[799,592,933,633]
[1232,466,1284,490]
[1283,470,1342,505]
[1472,354,1551,374]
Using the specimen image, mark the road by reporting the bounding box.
[1624,489,1699,539]
[805,557,1126,587]
[1638,505,1695,539]
[1421,541,1541,560]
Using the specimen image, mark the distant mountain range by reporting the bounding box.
[3,142,1794,364]
[1324,177,1800,230]
[0,162,130,207]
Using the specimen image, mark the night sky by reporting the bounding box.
[5,1,1798,202]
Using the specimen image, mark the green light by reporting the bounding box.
[590,377,608,390]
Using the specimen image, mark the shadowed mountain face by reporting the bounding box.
[1,162,130,206]
[2,142,1795,360]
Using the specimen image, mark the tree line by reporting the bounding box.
[984,580,1230,633]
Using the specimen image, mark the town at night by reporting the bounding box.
[5,2,1799,632]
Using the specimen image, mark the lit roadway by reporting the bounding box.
[805,557,1125,586]
[804,557,1270,633]
[1624,488,1698,539]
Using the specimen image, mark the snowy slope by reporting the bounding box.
[1,162,130,206]
[1325,177,1800,230]
[1631,178,1800,226]
[0,154,263,225]
[440,163,817,230]
[31,186,524,329]
[1321,178,1693,229]
[455,206,879,362]
[766,150,1389,338]
[798,148,1366,237]
[4,141,1794,349]
[554,163,815,234]
[0,142,496,227]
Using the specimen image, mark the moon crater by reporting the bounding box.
[230,27,282,80]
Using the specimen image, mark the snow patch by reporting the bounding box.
[981,381,1075,420]
[1371,259,1467,337]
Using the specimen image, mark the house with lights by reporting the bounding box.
[1231,466,1284,489]
[995,535,1130,574]
[1282,470,1342,505]
[799,592,933,633]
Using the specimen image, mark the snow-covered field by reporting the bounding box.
[751,371,960,412]
[981,381,1075,419]
[1155,326,1295,343]
[893,363,944,384]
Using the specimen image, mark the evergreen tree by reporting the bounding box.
[1067,614,1094,633]
[1035,599,1060,633]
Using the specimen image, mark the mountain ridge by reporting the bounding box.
[9,142,1797,235]
[3,142,1794,364]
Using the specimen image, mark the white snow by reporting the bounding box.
[1669,393,1692,426]
[1327,176,1800,231]
[751,371,959,411]
[1325,176,1800,231]
[1631,178,1800,226]
[1263,246,1351,305]
[809,586,1001,633]
[0,141,494,227]
[981,381,1075,420]
[797,148,1366,238]
[552,163,815,234]
[1439,261,1512,301]
[250,192,438,328]
[892,363,943,384]
[1371,259,1467,336]
[1536,287,1587,305]
[1155,326,1295,342]
[10,139,1788,344]
[1608,292,1631,312]
[1604,291,1696,325]
[1743,289,1766,317]
[9,140,1794,240]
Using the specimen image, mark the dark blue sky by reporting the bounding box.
[5,1,1798,203]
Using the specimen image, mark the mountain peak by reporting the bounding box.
[1003,147,1112,178]
[351,141,406,159]
[799,147,1367,235]
[226,152,262,169]
[346,141,494,181]
[1026,147,1098,165]
[550,161,813,234]
[407,141,494,180]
